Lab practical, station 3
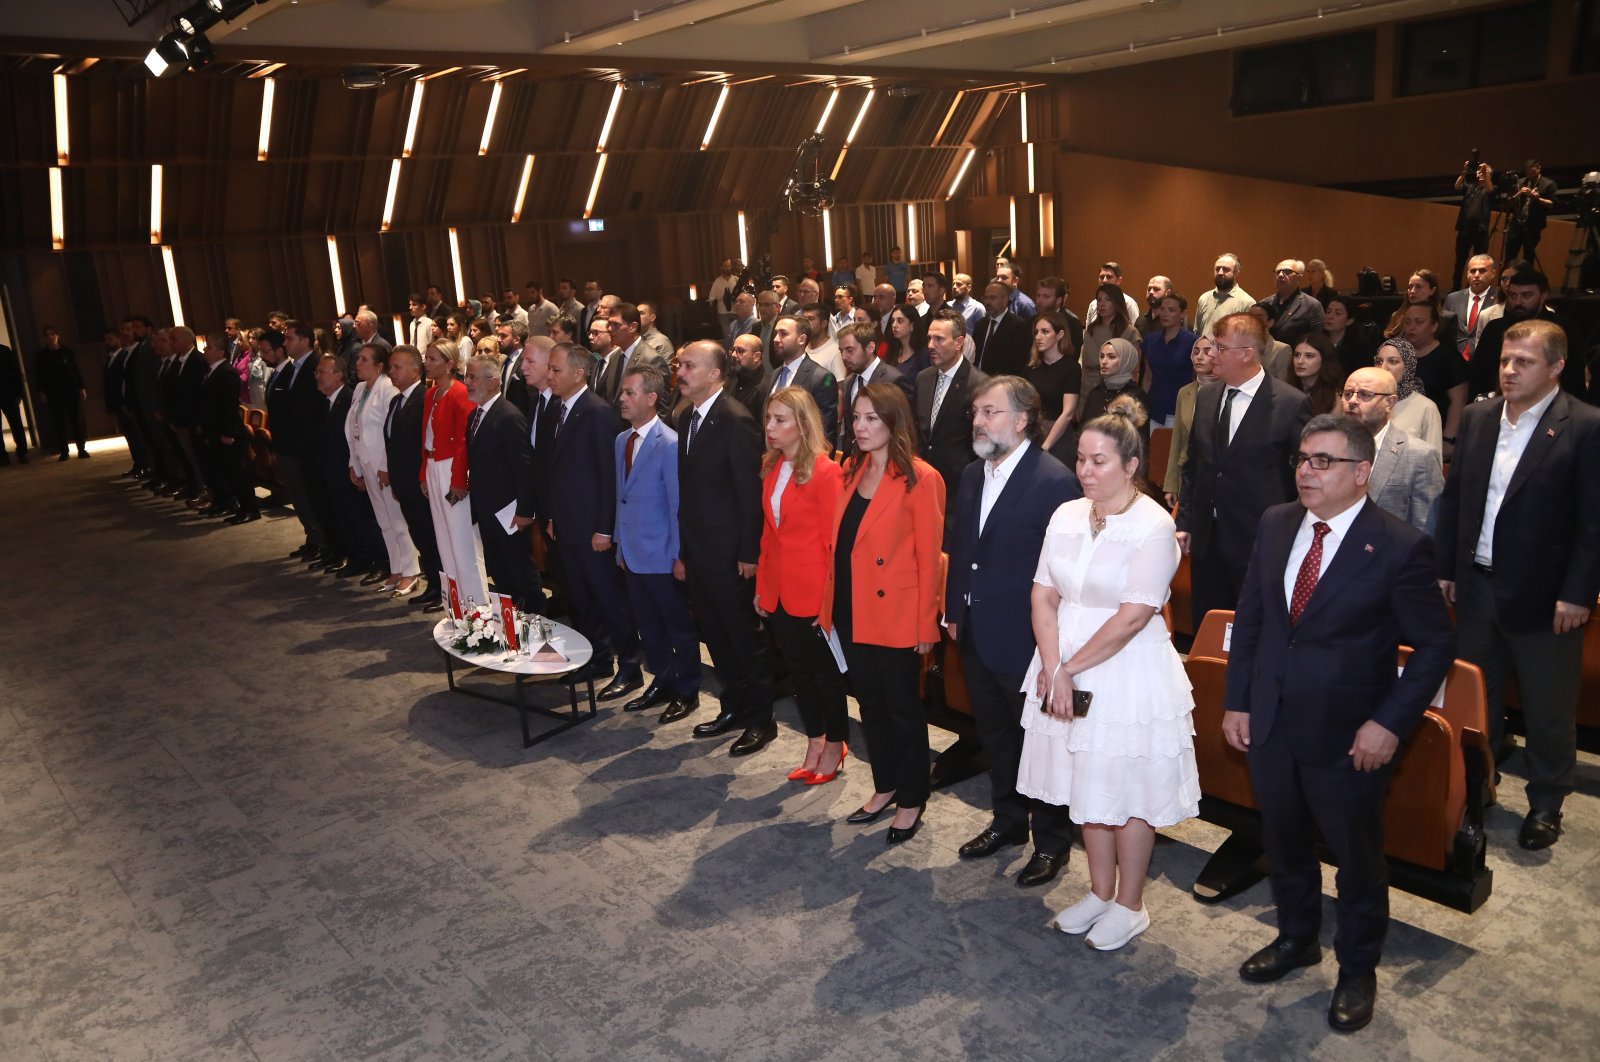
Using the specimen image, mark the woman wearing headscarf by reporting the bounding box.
[1054,338,1150,467]
[1375,339,1443,455]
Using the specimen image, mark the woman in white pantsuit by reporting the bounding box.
[345,343,421,596]
[420,339,487,606]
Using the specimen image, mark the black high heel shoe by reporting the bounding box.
[846,799,895,825]
[885,807,924,845]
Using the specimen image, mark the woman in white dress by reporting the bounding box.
[1017,393,1200,952]
[344,343,421,597]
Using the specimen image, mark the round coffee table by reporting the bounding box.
[432,617,597,747]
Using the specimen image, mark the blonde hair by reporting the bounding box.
[475,335,502,357]
[761,386,831,484]
[427,338,462,375]
[1081,392,1149,478]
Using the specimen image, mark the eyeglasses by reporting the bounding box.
[1213,343,1254,354]
[1339,388,1395,402]
[1274,268,1300,277]
[1290,453,1363,470]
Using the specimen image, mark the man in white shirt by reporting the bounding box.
[522,281,558,336]
[1443,255,1498,356]
[1193,253,1255,338]
[799,304,846,381]
[406,293,436,350]
[637,301,673,362]
[1082,262,1141,329]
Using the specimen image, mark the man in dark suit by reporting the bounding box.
[195,338,257,521]
[1176,312,1311,630]
[545,342,643,700]
[106,321,149,477]
[130,321,180,490]
[0,341,27,465]
[836,322,911,454]
[170,327,209,500]
[1503,159,1558,268]
[383,345,444,609]
[1437,319,1600,850]
[724,291,758,352]
[1468,267,1581,400]
[269,321,331,564]
[727,333,772,423]
[971,281,1031,376]
[494,318,530,413]
[945,376,1081,886]
[314,354,383,577]
[675,340,776,756]
[767,315,838,442]
[463,351,543,613]
[1225,413,1454,1033]
[916,310,989,544]
[1443,254,1498,358]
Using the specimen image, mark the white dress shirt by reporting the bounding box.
[1283,497,1367,607]
[1219,366,1267,446]
[1474,386,1559,566]
[979,439,1030,535]
[687,388,722,451]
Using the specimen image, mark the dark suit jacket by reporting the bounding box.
[971,312,1031,377]
[1468,307,1581,399]
[677,390,763,569]
[266,354,322,457]
[838,361,914,453]
[1225,500,1455,764]
[104,347,130,414]
[915,360,989,504]
[0,344,23,405]
[523,387,557,514]
[501,350,528,413]
[174,350,206,429]
[467,397,537,527]
[198,361,244,441]
[1176,373,1311,566]
[771,354,838,443]
[546,388,620,539]
[730,364,773,424]
[1435,390,1600,633]
[945,443,1081,676]
[318,387,353,483]
[34,347,83,403]
[384,382,427,499]
[127,340,160,415]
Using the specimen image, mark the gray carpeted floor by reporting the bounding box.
[3,448,1599,1061]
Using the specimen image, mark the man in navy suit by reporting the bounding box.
[464,352,543,613]
[945,376,1081,887]
[767,315,838,442]
[384,346,444,610]
[836,322,912,454]
[545,342,642,700]
[1224,414,1454,1033]
[270,322,331,563]
[614,365,700,722]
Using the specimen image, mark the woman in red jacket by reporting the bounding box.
[420,339,486,605]
[820,381,945,844]
[756,387,848,785]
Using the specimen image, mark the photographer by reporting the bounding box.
[1504,159,1558,268]
[1452,160,1493,291]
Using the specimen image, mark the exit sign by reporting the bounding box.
[587,218,605,232]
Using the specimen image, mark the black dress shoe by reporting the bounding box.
[658,696,698,724]
[692,711,741,738]
[1239,937,1322,983]
[846,801,895,825]
[886,809,924,845]
[1016,850,1068,888]
[958,826,1029,860]
[1519,808,1563,850]
[598,673,645,701]
[729,721,778,757]
[224,511,261,525]
[1328,971,1377,1032]
[360,570,388,586]
[334,561,365,578]
[623,683,670,712]
[420,601,447,614]
[317,557,349,574]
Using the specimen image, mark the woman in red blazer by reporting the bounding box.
[419,339,486,604]
[756,387,848,785]
[819,381,945,844]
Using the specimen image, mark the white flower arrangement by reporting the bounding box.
[450,602,509,655]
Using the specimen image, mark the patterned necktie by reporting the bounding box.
[1217,387,1240,448]
[688,410,702,450]
[554,401,568,437]
[1289,522,1331,624]
[468,407,483,440]
[385,393,402,439]
[776,365,791,391]
[625,430,639,476]
[930,371,951,426]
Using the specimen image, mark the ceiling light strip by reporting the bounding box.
[479,81,502,155]
[257,77,275,161]
[511,154,535,223]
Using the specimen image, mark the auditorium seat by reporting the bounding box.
[1189,608,1233,660]
[1169,552,1195,638]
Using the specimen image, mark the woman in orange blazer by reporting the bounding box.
[819,381,945,844]
[756,387,848,785]
[419,338,486,603]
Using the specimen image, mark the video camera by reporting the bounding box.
[1576,171,1600,231]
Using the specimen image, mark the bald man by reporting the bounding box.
[1342,367,1442,535]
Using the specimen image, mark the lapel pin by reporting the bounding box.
[1547,428,1557,437]
[1364,543,1375,553]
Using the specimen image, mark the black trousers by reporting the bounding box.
[392,481,443,599]
[46,398,87,453]
[274,451,326,547]
[1454,565,1583,811]
[115,408,148,471]
[769,606,848,741]
[686,567,773,725]
[841,638,930,808]
[1452,227,1488,291]
[325,466,382,565]
[1249,738,1394,975]
[480,521,544,614]
[625,569,700,697]
[0,399,26,458]
[961,642,1074,854]
[141,412,182,482]
[1504,225,1543,270]
[1190,522,1249,632]
[558,535,639,674]
[197,435,237,507]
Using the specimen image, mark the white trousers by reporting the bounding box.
[367,479,419,576]
[425,458,487,604]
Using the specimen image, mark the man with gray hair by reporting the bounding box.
[945,375,1081,886]
[1259,259,1325,345]
[1341,366,1442,535]
[463,350,542,612]
[1194,253,1254,338]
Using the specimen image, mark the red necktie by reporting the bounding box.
[1467,294,1481,335]
[1289,522,1331,625]
[625,430,638,476]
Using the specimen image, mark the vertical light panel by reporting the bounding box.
[49,167,65,250]
[402,83,424,158]
[1007,196,1018,256]
[392,315,405,344]
[596,84,622,152]
[814,87,838,134]
[700,85,728,151]
[822,208,834,268]
[1026,142,1036,195]
[736,210,749,266]
[931,90,965,146]
[257,77,275,161]
[905,204,917,262]
[1019,90,1029,141]
[149,163,163,244]
[511,154,535,223]
[478,82,502,156]
[946,147,976,199]
[326,236,347,315]
[844,88,874,145]
[53,73,69,165]
[1039,194,1056,257]
[583,153,607,219]
[688,284,698,300]
[448,227,466,304]
[381,159,401,231]
[161,245,185,327]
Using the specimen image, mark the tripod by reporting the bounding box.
[1561,220,1599,294]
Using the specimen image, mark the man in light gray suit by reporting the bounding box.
[1443,255,1499,358]
[1343,366,1443,535]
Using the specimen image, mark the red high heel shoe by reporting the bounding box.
[804,743,848,786]
[787,764,818,781]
